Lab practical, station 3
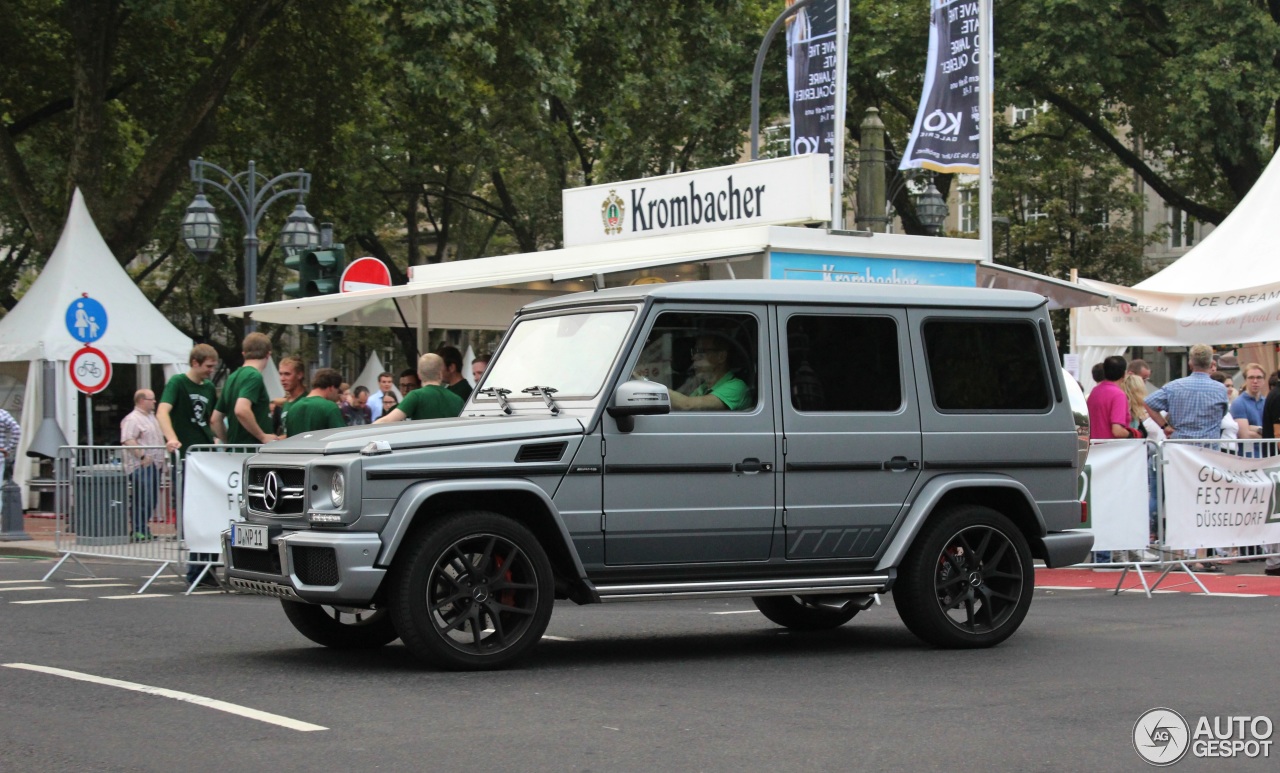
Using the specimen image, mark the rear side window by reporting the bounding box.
[923,319,1050,411]
[786,315,901,412]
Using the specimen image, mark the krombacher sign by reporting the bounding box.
[562,155,831,248]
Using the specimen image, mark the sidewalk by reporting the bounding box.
[0,514,62,557]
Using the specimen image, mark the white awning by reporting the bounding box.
[976,263,1135,311]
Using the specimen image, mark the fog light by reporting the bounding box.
[330,470,345,508]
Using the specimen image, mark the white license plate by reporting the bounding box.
[232,523,269,550]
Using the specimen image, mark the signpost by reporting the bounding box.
[65,294,111,446]
[339,257,393,293]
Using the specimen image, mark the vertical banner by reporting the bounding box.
[1162,443,1280,550]
[787,0,839,157]
[900,0,982,173]
[182,451,252,554]
[1079,441,1150,551]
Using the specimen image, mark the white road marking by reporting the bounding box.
[66,577,121,582]
[11,599,85,605]
[0,586,53,591]
[710,610,759,615]
[541,635,575,642]
[2,663,328,732]
[0,580,52,585]
[98,594,170,600]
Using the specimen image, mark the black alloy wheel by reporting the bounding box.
[279,600,399,650]
[390,511,554,670]
[893,505,1034,648]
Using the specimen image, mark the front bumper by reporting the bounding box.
[222,528,387,606]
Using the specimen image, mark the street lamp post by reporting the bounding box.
[180,158,320,332]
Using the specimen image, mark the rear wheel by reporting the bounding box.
[279,600,398,650]
[389,511,554,670]
[892,505,1034,649]
[751,595,862,630]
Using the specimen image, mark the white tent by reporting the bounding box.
[1077,148,1280,349]
[0,189,191,501]
[353,352,386,396]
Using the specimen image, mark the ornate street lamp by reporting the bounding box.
[914,179,949,236]
[180,157,318,331]
[180,193,222,263]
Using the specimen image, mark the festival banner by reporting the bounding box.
[183,450,252,554]
[900,0,982,173]
[1079,441,1150,551]
[1162,443,1280,550]
[787,0,840,157]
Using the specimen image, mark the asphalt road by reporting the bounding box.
[1,556,1277,772]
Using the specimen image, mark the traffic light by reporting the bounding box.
[284,244,345,298]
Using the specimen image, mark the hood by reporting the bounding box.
[258,415,588,455]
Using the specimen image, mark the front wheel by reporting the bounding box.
[279,600,399,650]
[389,511,554,670]
[751,595,862,630]
[892,505,1034,649]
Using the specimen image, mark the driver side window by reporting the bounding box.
[634,312,758,412]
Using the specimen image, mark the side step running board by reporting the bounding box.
[593,574,891,603]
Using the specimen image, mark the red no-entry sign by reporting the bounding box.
[339,257,393,293]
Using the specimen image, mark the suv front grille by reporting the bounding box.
[293,546,339,586]
[246,467,306,515]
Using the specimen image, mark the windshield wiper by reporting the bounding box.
[521,386,561,415]
[477,387,513,415]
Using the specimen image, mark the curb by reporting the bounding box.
[0,542,63,558]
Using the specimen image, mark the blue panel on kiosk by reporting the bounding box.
[769,252,976,287]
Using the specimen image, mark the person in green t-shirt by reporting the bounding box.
[271,355,307,436]
[283,368,347,436]
[376,353,464,423]
[157,343,219,456]
[669,334,750,411]
[436,344,474,402]
[211,332,279,445]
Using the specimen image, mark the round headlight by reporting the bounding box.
[329,470,345,508]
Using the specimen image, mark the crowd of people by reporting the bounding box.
[115,334,491,584]
[1085,344,1280,576]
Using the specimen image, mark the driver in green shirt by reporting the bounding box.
[669,334,749,411]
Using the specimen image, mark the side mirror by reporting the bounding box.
[607,379,670,432]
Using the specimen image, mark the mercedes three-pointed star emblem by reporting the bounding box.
[263,471,280,512]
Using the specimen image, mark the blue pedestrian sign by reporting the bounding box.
[66,294,108,343]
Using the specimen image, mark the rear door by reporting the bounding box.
[778,306,921,559]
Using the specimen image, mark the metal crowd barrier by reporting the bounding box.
[43,445,186,592]
[1081,436,1280,597]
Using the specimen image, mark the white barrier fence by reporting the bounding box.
[42,444,257,594]
[1081,437,1280,595]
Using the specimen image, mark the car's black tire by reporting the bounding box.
[892,505,1034,649]
[389,511,554,670]
[751,595,861,630]
[279,600,399,650]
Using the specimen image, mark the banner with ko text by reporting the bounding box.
[900,0,982,173]
[183,450,251,554]
[1163,443,1280,550]
[1079,441,1150,551]
[786,0,840,157]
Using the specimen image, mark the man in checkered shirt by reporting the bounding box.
[1143,343,1228,443]
[0,408,20,475]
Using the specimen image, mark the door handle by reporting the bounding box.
[735,458,773,474]
[883,456,920,472]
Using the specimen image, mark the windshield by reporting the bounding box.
[480,309,636,400]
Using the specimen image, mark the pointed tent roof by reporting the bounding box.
[353,352,386,395]
[1136,148,1280,294]
[0,189,191,363]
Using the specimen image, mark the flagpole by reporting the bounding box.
[831,0,850,229]
[979,0,994,263]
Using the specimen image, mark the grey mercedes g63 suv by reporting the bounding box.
[224,280,1091,670]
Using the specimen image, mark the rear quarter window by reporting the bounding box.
[922,318,1051,412]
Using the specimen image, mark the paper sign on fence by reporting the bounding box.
[1079,441,1150,551]
[182,451,252,554]
[1163,443,1280,550]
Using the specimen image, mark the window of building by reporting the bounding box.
[958,188,979,233]
[922,319,1051,412]
[1167,206,1195,248]
[785,315,901,412]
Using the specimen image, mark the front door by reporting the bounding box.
[602,306,777,565]
[778,307,921,560]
